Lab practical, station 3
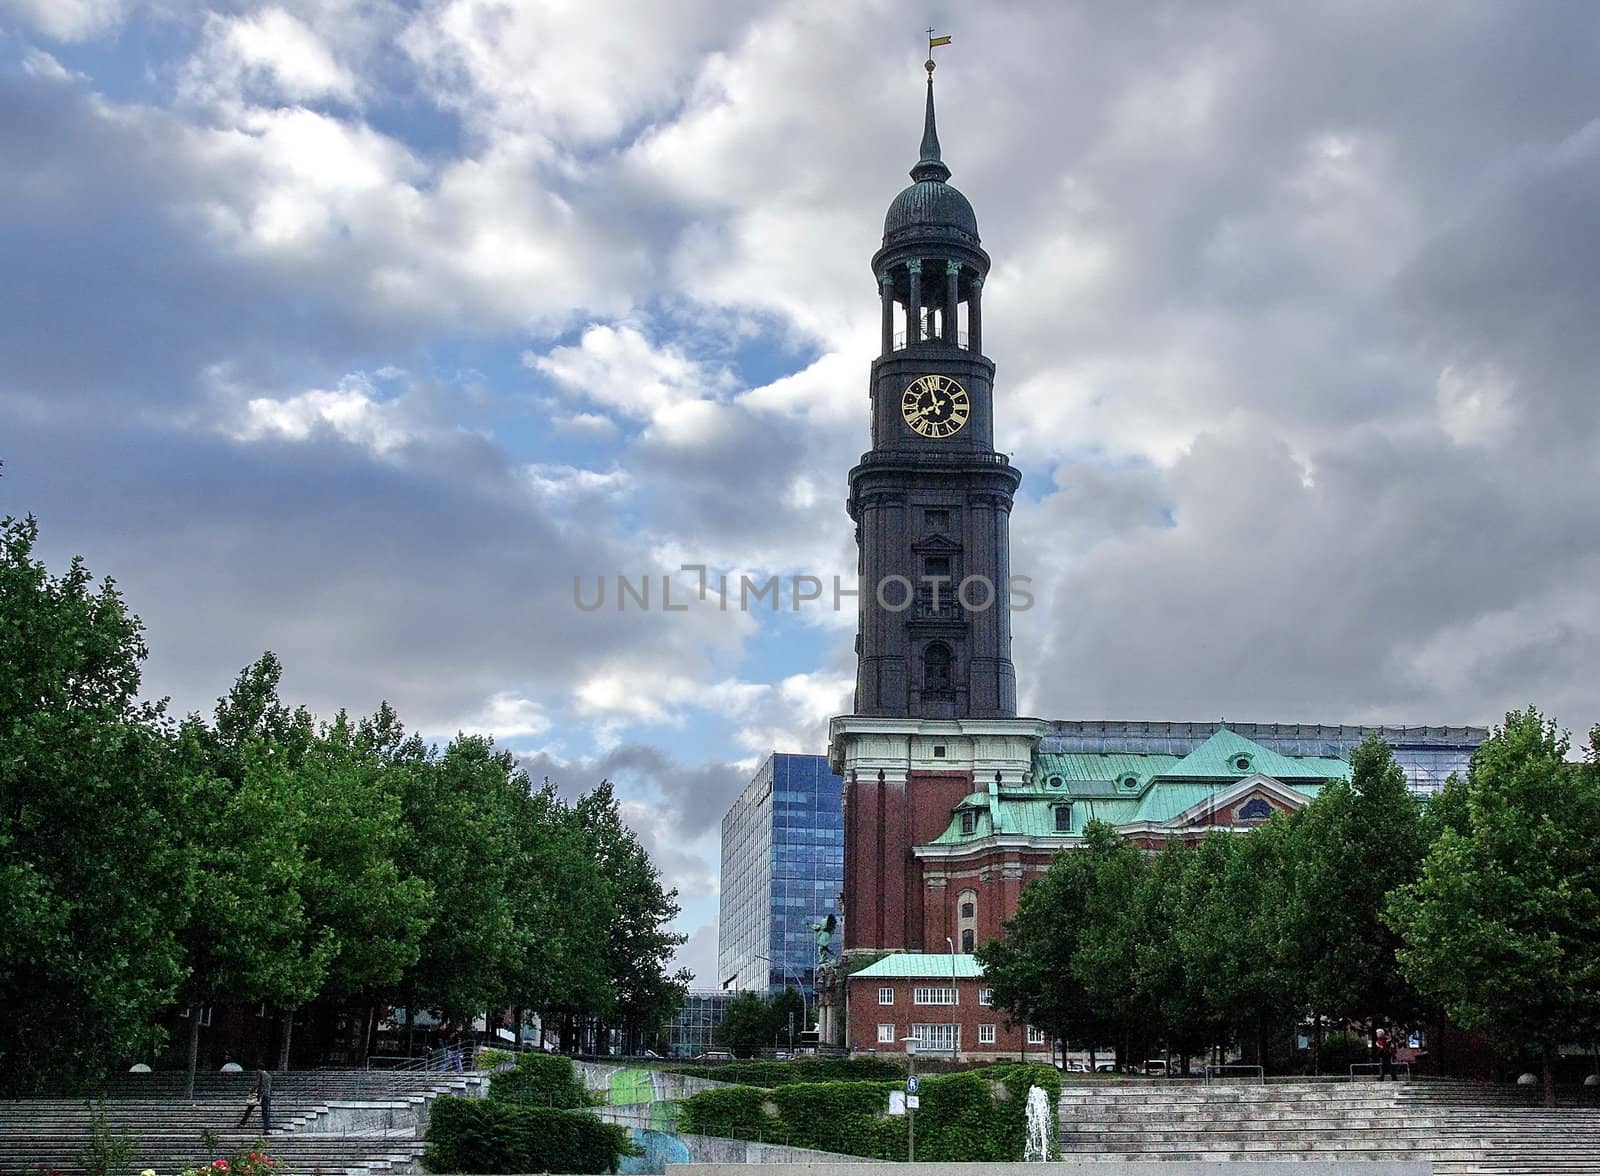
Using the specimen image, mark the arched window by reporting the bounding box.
[1238,797,1272,821]
[925,643,953,691]
[956,888,978,955]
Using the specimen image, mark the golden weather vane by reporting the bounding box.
[925,27,951,79]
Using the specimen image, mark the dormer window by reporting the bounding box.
[1120,774,1138,790]
[1233,754,1254,772]
[1054,805,1072,832]
[960,809,977,835]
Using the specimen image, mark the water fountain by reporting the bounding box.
[1023,1083,1054,1161]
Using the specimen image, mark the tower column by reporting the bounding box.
[908,259,923,344]
[945,260,960,345]
[879,270,895,355]
[969,273,983,354]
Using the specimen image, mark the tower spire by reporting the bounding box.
[912,30,953,183]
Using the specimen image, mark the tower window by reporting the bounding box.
[926,509,950,532]
[960,901,974,919]
[925,643,953,691]
[932,744,946,758]
[961,928,975,952]
[924,555,951,580]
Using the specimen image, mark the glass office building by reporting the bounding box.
[664,990,734,1058]
[718,753,844,996]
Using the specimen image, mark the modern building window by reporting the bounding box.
[913,986,958,1005]
[961,928,975,952]
[978,987,993,1006]
[912,1023,957,1053]
[1027,1026,1047,1045]
[877,1023,896,1043]
[878,986,895,1005]
[978,1024,997,1044]
[925,643,953,691]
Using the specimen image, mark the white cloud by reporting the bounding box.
[224,372,421,454]
[454,691,551,742]
[5,0,123,42]
[528,323,733,425]
[181,7,359,108]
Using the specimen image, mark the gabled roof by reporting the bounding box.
[1160,727,1346,781]
[852,953,984,980]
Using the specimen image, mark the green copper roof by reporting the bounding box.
[853,953,984,979]
[1162,727,1346,780]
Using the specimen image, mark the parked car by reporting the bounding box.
[1095,1062,1117,1072]
[1143,1059,1168,1075]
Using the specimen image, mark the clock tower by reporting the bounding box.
[850,66,1021,720]
[828,57,1045,969]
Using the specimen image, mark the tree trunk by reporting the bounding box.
[514,1007,524,1051]
[1542,1043,1557,1108]
[184,1011,202,1101]
[277,1010,294,1072]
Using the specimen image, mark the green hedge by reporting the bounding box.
[672,1064,1060,1161]
[488,1051,591,1108]
[669,1057,905,1087]
[421,1097,632,1174]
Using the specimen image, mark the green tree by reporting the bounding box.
[1286,737,1425,1061]
[716,991,775,1057]
[978,821,1140,1064]
[574,782,690,1053]
[1387,708,1600,1106]
[1133,840,1220,1073]
[0,516,193,1093]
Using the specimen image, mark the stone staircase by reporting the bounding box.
[0,1070,485,1174]
[1057,1078,1600,1174]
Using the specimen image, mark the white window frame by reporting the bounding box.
[978,1024,997,1044]
[1027,1025,1047,1045]
[978,987,993,1006]
[912,1023,957,1053]
[913,985,958,1006]
[878,986,894,1005]
[877,1023,896,1043]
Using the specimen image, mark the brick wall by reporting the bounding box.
[845,974,1051,1063]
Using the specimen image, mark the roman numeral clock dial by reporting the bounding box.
[901,374,971,438]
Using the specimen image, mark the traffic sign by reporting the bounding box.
[906,1074,920,1095]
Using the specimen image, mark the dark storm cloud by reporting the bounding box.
[519,743,747,841]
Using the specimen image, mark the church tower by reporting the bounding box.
[829,56,1045,965]
[849,64,1021,719]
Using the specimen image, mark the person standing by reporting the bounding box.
[238,1063,272,1132]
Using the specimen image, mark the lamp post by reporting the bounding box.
[901,1035,919,1161]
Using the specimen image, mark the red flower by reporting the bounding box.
[213,1162,230,1170]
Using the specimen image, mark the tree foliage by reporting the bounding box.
[0,515,694,1088]
[1387,708,1600,1104]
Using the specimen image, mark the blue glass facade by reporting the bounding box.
[717,753,844,996]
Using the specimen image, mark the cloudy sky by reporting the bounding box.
[4,0,1598,985]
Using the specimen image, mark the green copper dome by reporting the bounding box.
[882,76,980,245]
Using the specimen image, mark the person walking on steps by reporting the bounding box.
[1376,1028,1398,1081]
[239,1063,273,1132]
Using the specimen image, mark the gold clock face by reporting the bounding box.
[901,374,970,438]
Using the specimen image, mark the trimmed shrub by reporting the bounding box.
[673,1064,1059,1162]
[769,1081,902,1158]
[422,1097,632,1174]
[669,1057,904,1087]
[489,1051,590,1108]
[673,1085,773,1139]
